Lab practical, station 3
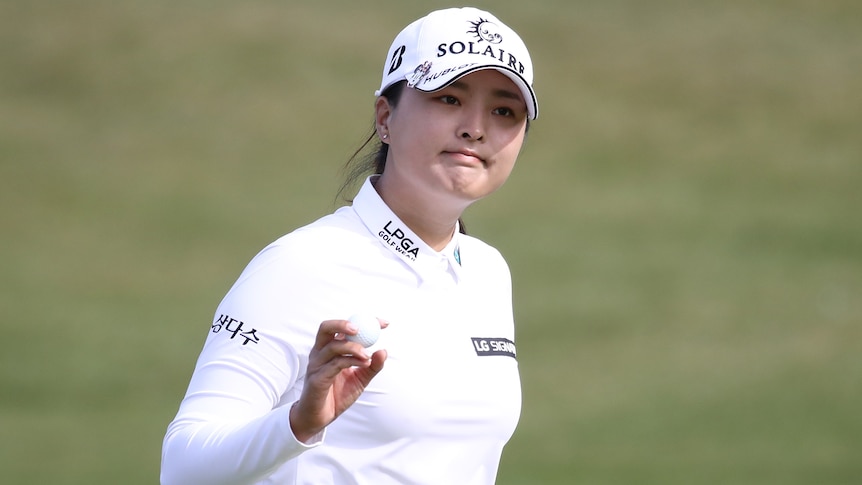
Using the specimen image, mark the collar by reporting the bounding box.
[353,176,463,282]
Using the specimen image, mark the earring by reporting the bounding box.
[382,134,389,140]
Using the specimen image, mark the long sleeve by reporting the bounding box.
[160,243,326,485]
[161,404,321,485]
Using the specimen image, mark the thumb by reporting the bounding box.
[354,349,387,385]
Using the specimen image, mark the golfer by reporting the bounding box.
[161,6,538,484]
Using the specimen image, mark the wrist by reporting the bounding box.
[288,401,323,443]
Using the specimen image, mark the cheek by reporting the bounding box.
[494,157,518,186]
[496,132,526,168]
[485,133,525,187]
[391,110,446,149]
[390,131,434,167]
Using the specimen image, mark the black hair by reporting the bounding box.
[337,81,407,204]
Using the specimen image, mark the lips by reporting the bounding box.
[445,148,485,165]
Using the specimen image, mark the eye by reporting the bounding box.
[439,95,460,105]
[493,106,515,117]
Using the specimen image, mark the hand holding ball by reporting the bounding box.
[346,314,382,348]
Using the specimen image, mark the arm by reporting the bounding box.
[161,319,388,485]
[160,317,315,485]
[160,242,387,485]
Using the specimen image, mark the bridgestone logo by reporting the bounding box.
[471,337,517,359]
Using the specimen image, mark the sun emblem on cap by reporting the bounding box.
[468,18,503,44]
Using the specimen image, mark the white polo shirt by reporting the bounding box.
[161,176,521,485]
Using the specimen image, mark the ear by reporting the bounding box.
[375,96,393,143]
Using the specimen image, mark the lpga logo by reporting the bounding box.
[379,220,419,261]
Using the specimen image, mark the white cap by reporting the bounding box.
[376,7,538,120]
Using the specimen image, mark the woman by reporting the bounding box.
[161,7,538,484]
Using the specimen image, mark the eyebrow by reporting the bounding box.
[449,80,524,103]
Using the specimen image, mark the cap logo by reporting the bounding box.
[468,18,503,44]
[427,15,525,79]
[407,61,432,88]
[388,45,407,75]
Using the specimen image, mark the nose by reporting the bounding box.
[461,129,483,141]
[459,108,485,141]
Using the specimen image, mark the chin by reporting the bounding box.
[451,181,504,203]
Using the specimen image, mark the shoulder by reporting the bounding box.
[215,206,379,321]
[233,206,377,283]
[459,233,511,278]
[273,207,381,261]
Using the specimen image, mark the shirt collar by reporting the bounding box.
[353,176,463,281]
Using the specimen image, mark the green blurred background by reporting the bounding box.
[2,0,860,483]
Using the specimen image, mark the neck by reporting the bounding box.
[373,176,464,251]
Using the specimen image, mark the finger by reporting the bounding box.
[350,349,387,385]
[369,349,387,373]
[310,354,374,381]
[310,339,371,368]
[309,349,385,390]
[313,319,354,349]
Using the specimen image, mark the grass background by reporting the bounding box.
[1,0,860,483]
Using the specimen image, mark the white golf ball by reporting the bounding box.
[346,314,381,348]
